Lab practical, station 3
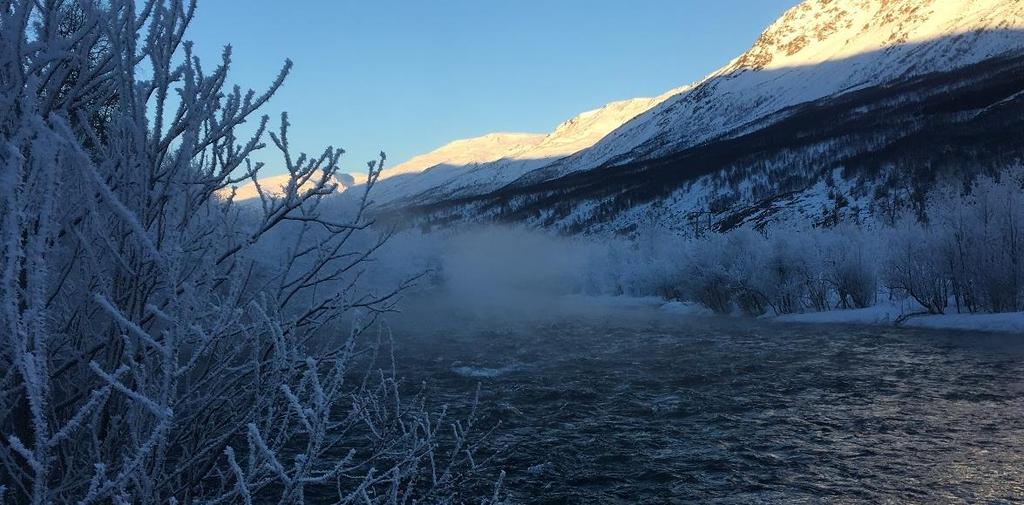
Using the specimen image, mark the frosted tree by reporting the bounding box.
[926,172,1024,313]
[0,1,496,503]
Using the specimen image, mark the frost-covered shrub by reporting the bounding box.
[727,230,773,316]
[754,232,808,314]
[825,226,878,309]
[676,229,806,316]
[833,259,878,309]
[680,230,764,315]
[585,239,638,295]
[969,176,1024,312]
[798,233,834,312]
[632,226,690,299]
[884,217,950,314]
[691,269,736,314]
[0,2,493,503]
[927,173,1024,313]
[680,234,730,313]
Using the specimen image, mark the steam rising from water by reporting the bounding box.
[440,227,584,311]
[363,224,660,324]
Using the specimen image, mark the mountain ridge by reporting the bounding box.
[513,0,1024,187]
[363,0,1024,213]
[241,0,1024,237]
[362,94,676,206]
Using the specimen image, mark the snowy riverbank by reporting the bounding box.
[656,297,1023,335]
[543,295,1024,335]
[773,302,1024,334]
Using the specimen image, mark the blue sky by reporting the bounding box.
[187,1,797,176]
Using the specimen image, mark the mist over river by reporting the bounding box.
[382,298,1024,503]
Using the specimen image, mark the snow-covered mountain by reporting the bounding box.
[231,98,671,204]
[362,96,674,206]
[366,0,1024,234]
[521,0,1024,183]
[229,132,542,201]
[227,172,355,201]
[364,132,546,203]
[388,133,546,176]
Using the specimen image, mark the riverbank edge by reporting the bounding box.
[770,303,1024,335]
[567,295,1024,335]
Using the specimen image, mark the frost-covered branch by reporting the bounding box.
[0,2,495,503]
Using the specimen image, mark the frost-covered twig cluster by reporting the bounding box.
[0,1,495,503]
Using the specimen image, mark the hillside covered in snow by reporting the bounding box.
[238,0,1024,238]
[373,0,1024,235]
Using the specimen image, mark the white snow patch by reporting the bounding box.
[775,303,909,326]
[776,302,1024,334]
[903,312,1024,334]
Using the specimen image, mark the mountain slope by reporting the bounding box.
[365,132,545,203]
[516,0,1024,185]
[408,51,1024,235]
[363,96,674,207]
[242,0,1024,207]
[229,132,543,201]
[370,0,1024,236]
[227,172,354,201]
[383,132,545,177]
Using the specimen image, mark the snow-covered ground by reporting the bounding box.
[775,302,1024,335]
[565,295,1024,335]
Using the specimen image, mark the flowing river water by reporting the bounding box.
[386,300,1024,504]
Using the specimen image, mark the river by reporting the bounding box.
[386,300,1024,503]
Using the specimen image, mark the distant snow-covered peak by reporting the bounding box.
[341,132,543,204]
[231,133,543,202]
[382,132,545,178]
[529,96,670,157]
[356,96,675,205]
[225,172,353,202]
